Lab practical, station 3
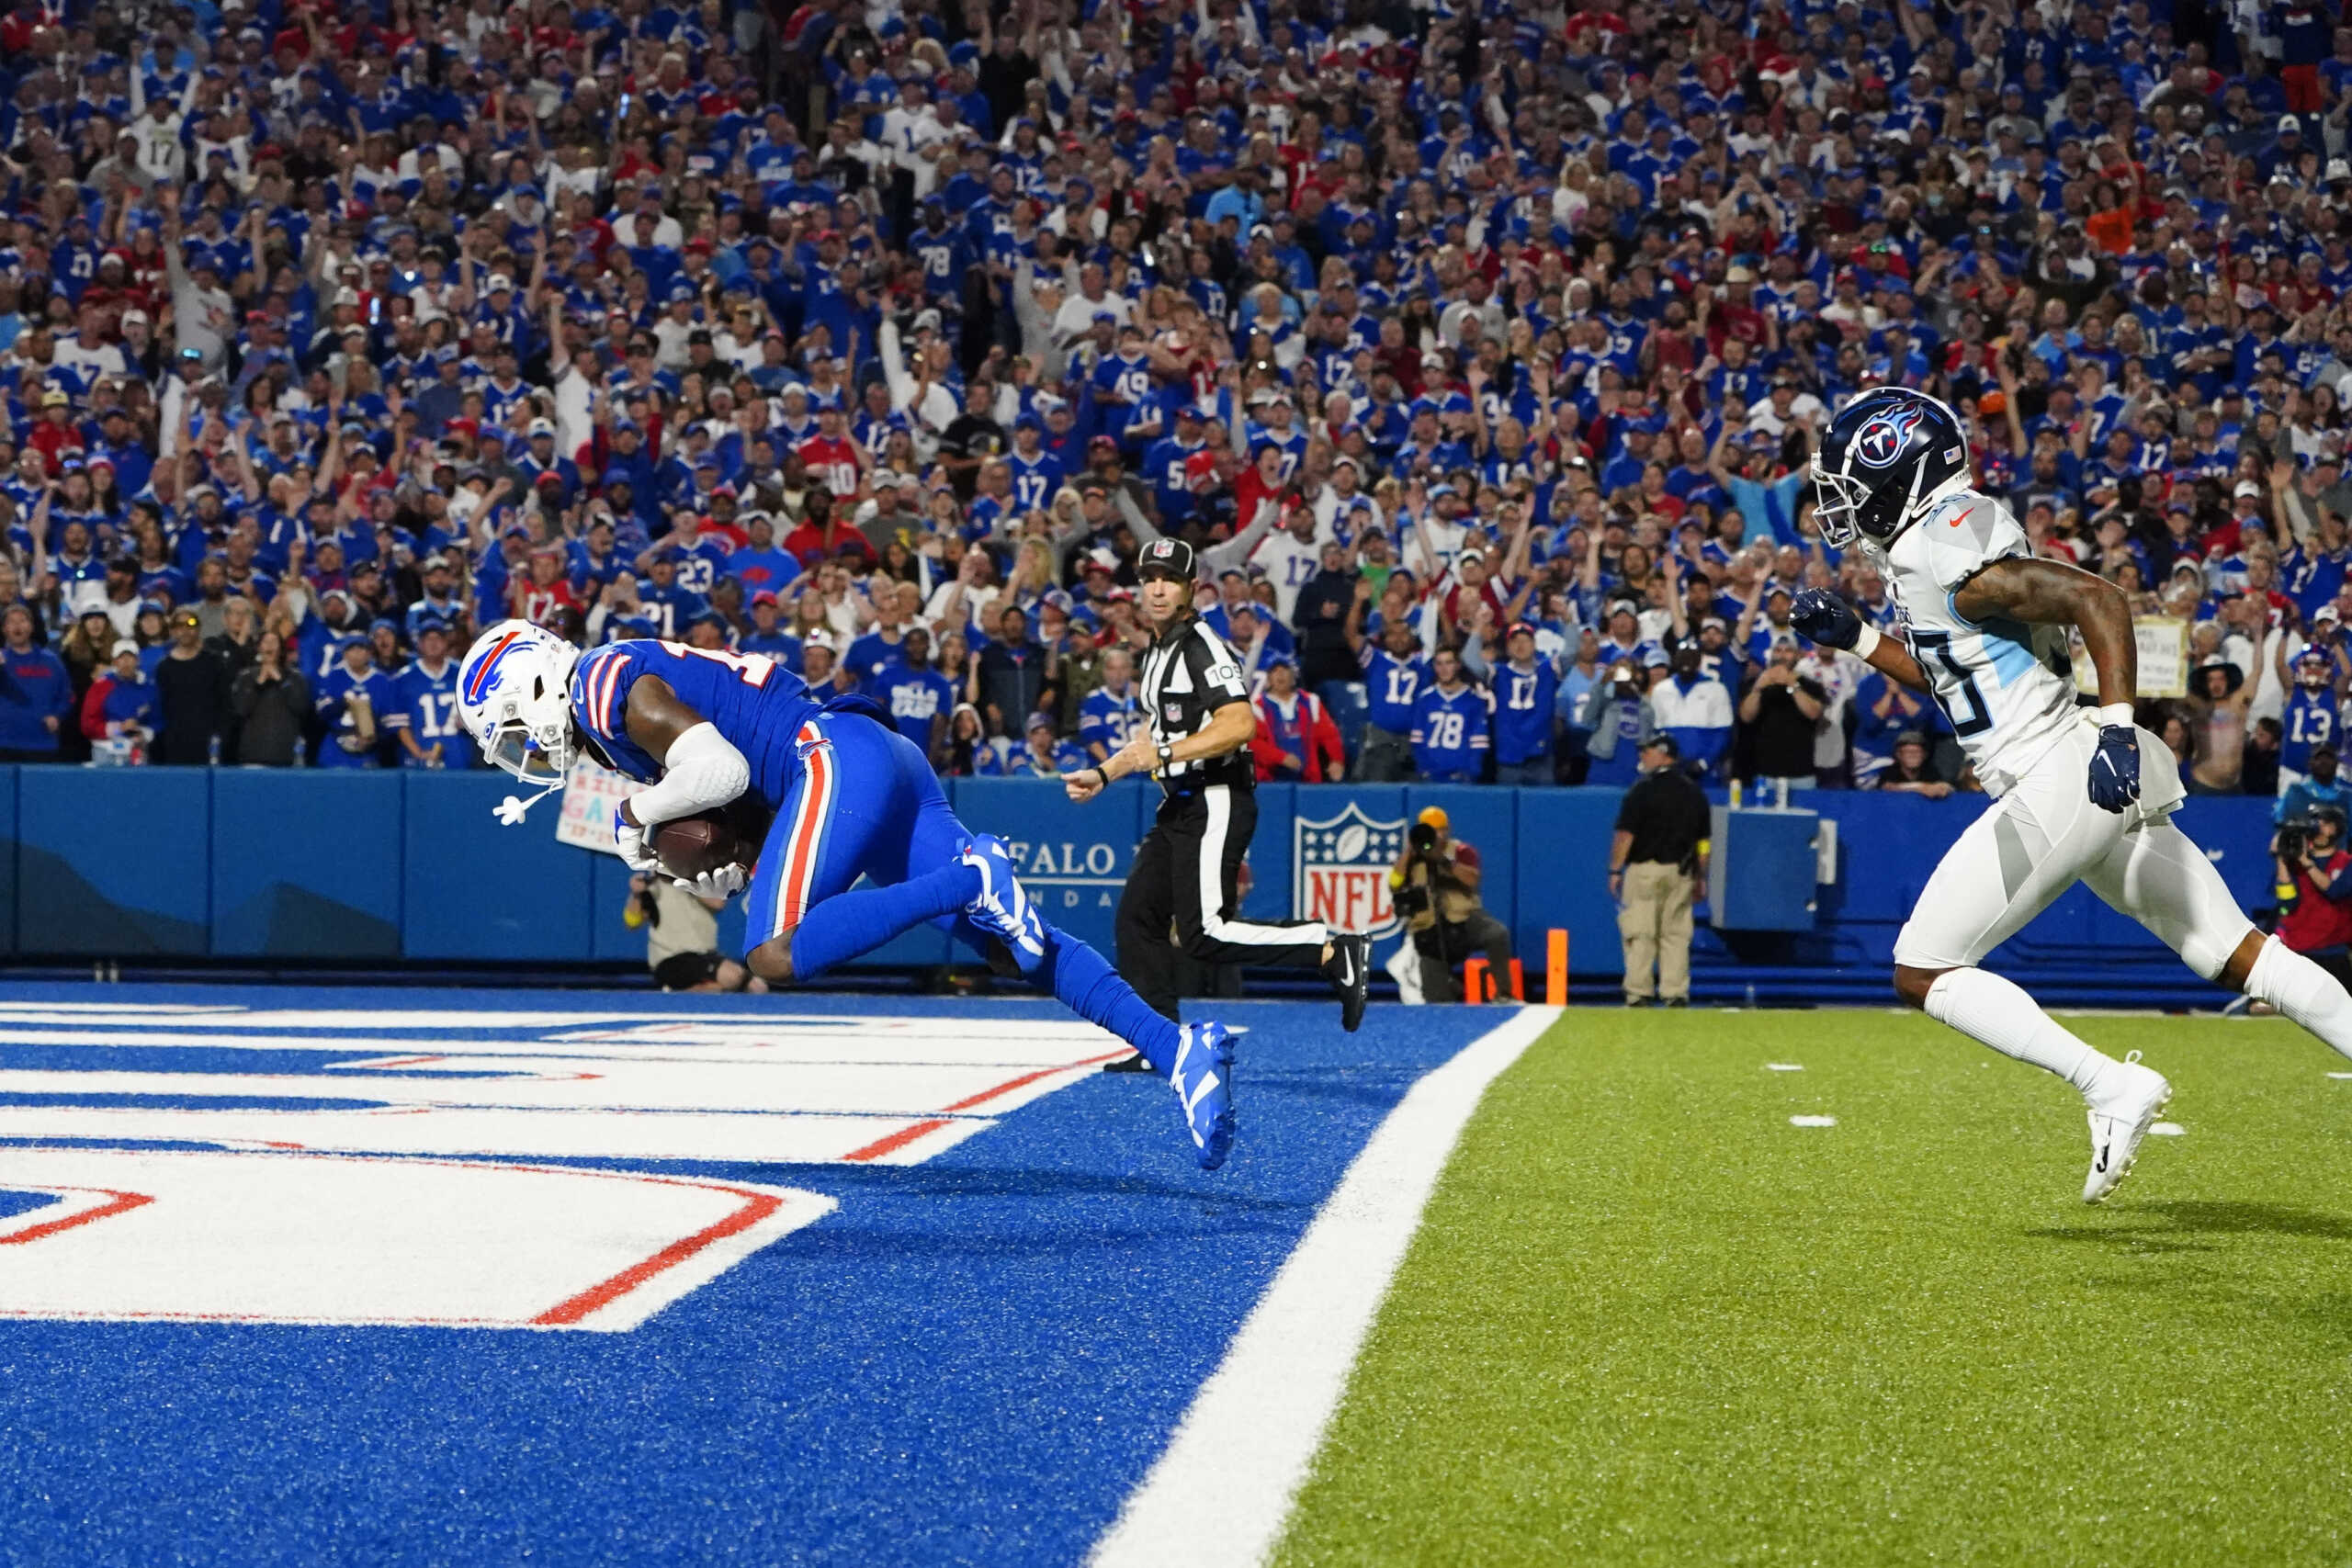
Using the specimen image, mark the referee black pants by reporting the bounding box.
[1117,783,1329,1021]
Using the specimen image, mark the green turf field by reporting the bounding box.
[1276,1007,2352,1567]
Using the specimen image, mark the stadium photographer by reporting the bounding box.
[1387,807,1515,1003]
[2273,807,2352,992]
[624,873,768,996]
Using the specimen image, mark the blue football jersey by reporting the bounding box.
[2284,686,2339,776]
[568,638,874,811]
[1408,683,1491,782]
[391,660,478,767]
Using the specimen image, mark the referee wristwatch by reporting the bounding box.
[1155,740,1175,772]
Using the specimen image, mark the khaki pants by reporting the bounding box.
[1619,861,1694,1002]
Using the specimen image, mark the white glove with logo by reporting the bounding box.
[614,814,662,873]
[675,863,749,901]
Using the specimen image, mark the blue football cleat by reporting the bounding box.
[960,833,1047,974]
[1170,1021,1236,1170]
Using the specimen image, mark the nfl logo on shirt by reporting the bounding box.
[1294,803,1407,937]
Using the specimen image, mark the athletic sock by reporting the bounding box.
[787,863,982,981]
[1038,924,1183,1074]
[2246,937,2352,1061]
[1924,966,2120,1100]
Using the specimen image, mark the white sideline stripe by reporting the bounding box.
[1088,1004,1560,1568]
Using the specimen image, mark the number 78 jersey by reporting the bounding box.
[1872,490,2083,797]
[568,639,832,811]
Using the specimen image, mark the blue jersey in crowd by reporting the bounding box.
[316,661,393,769]
[390,658,476,767]
[1409,682,1490,782]
[1490,660,1560,765]
[0,646,71,753]
[2282,686,2339,777]
[1360,645,1429,734]
[874,659,955,750]
[1079,684,1141,759]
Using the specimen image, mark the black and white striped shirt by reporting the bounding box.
[1139,613,1255,792]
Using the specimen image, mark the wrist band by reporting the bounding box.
[1851,623,1883,661]
[2096,702,2135,729]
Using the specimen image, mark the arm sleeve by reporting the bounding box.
[622,721,752,828]
[1189,626,1251,707]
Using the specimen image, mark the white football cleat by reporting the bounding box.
[2083,1051,2172,1204]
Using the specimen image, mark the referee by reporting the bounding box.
[1066,536,1370,1050]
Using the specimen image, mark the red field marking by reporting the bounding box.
[941,1051,1131,1111]
[533,1181,786,1327]
[0,1188,153,1247]
[842,1118,953,1163]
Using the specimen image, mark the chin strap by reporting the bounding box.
[493,775,565,826]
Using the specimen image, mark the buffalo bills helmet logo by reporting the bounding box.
[1852,406,1925,468]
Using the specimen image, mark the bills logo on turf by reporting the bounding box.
[1295,802,1406,938]
[1853,405,1925,468]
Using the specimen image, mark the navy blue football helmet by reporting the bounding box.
[1813,388,1973,549]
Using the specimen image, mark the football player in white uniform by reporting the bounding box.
[1796,388,2352,1201]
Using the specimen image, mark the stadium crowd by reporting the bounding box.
[0,0,2346,798]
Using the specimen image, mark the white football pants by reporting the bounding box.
[1894,720,2255,981]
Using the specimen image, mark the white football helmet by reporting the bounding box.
[458,619,582,783]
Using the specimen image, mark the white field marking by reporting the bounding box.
[1088,1006,1561,1568]
[0,1145,830,1331]
[1790,1114,1838,1127]
[0,1103,998,1164]
[0,1028,1117,1065]
[2327,1072,2352,1079]
[0,1009,1046,1033]
[2149,1122,2186,1136]
[1765,1063,1804,1072]
[0,1002,247,1015]
[0,1057,1111,1118]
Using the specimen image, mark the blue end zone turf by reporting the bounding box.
[0,983,1501,1566]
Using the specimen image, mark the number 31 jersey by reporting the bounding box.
[1871,490,2082,796]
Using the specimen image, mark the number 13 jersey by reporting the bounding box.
[1870,490,2083,796]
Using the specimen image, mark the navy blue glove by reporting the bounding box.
[2087,724,2142,813]
[1789,588,1862,650]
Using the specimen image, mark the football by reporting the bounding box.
[649,799,773,882]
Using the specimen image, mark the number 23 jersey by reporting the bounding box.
[1871,490,2082,796]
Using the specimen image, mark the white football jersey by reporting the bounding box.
[1869,490,2081,796]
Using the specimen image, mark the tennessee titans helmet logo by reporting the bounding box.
[1852,405,1925,468]
[1815,389,1970,549]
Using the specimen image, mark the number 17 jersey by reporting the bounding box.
[1872,490,2082,797]
[568,639,831,811]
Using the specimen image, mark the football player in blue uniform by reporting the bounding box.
[456,621,1239,1168]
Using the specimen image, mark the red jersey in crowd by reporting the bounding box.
[1250,687,1345,782]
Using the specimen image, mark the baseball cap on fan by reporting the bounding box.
[1136,537,1197,581]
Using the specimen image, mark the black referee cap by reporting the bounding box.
[1136,537,1197,581]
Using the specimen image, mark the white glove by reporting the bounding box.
[675,862,749,901]
[614,814,662,872]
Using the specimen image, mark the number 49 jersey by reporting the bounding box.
[1873,490,2081,796]
[569,639,843,812]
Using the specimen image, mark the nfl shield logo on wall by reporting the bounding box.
[1294,802,1407,937]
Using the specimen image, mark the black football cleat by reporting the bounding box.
[1325,933,1370,1032]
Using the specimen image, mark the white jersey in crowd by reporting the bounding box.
[1870,489,2081,796]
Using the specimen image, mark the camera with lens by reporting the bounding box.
[1408,821,1438,853]
[2279,818,2312,864]
[1391,882,1430,919]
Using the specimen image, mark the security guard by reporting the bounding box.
[1067,536,1370,1046]
[1608,733,1712,1006]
